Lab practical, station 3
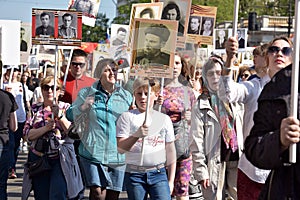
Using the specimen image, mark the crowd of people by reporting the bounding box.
[0,31,299,200]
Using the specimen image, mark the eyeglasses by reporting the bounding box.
[267,46,293,56]
[41,85,60,91]
[206,70,222,77]
[71,62,85,68]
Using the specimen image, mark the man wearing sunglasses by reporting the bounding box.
[218,36,292,200]
[59,49,95,104]
[59,49,95,199]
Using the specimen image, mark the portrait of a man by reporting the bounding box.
[161,2,184,36]
[200,17,214,36]
[28,56,39,69]
[35,12,55,37]
[20,27,28,52]
[112,27,127,46]
[188,16,201,34]
[71,0,95,17]
[237,29,245,48]
[58,13,77,39]
[135,23,170,66]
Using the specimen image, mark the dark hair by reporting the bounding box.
[62,13,73,20]
[253,43,269,57]
[117,27,127,33]
[190,16,201,24]
[173,53,192,87]
[71,49,87,60]
[139,8,154,18]
[202,17,213,27]
[161,2,181,20]
[40,12,51,19]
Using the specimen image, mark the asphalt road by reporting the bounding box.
[7,151,128,200]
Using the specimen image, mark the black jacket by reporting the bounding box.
[245,64,300,200]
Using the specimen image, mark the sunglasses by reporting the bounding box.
[41,85,60,91]
[71,62,85,68]
[241,73,250,78]
[267,46,293,56]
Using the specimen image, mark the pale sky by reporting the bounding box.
[0,0,116,23]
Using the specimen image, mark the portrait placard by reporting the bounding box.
[186,5,217,45]
[213,28,247,52]
[68,0,101,27]
[128,2,163,47]
[111,24,129,47]
[130,18,177,79]
[159,0,192,48]
[32,8,82,46]
[0,20,20,66]
[27,55,40,70]
[20,22,32,64]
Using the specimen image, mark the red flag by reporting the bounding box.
[80,42,98,53]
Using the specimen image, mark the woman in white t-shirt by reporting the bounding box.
[116,77,176,200]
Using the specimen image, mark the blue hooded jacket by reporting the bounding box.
[66,81,132,164]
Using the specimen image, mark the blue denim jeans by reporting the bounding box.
[9,122,25,171]
[125,167,171,200]
[0,134,9,200]
[28,151,67,200]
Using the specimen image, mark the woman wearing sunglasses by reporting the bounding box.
[22,76,83,199]
[218,36,292,200]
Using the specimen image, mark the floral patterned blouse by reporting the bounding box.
[162,86,196,123]
[23,101,70,151]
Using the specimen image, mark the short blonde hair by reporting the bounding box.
[133,77,160,94]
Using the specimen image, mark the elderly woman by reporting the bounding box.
[22,76,83,200]
[190,55,244,200]
[66,58,132,200]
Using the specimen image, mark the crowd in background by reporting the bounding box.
[0,32,299,200]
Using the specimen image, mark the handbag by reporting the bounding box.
[173,120,190,160]
[67,111,89,140]
[67,87,92,140]
[26,155,51,178]
[173,87,191,160]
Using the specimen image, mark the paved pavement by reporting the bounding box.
[7,151,128,199]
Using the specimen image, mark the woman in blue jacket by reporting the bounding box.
[66,59,132,200]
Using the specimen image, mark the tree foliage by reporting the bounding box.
[111,0,294,25]
[82,13,110,42]
[112,0,151,25]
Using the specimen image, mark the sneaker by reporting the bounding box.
[8,169,17,179]
[22,142,28,153]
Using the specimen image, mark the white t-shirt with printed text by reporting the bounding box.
[116,109,175,166]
